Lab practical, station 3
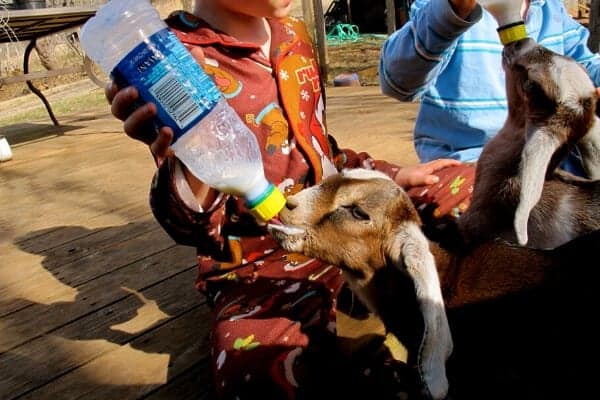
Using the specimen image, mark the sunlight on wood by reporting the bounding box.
[76,343,169,386]
[46,335,121,364]
[0,247,78,305]
[110,287,170,334]
[337,309,408,362]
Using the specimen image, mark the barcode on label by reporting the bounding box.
[149,73,203,129]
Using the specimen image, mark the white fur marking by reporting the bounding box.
[342,168,392,181]
[552,55,594,110]
[515,128,561,245]
[393,222,452,400]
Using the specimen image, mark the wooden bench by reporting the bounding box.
[0,6,101,126]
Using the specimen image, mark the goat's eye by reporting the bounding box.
[350,205,370,221]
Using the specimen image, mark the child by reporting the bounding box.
[379,0,600,176]
[106,0,458,397]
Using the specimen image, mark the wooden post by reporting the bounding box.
[312,0,329,83]
[301,0,328,81]
[589,0,600,52]
[301,0,315,40]
[386,0,397,34]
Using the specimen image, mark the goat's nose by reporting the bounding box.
[285,197,299,210]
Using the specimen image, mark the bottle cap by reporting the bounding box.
[248,183,286,222]
[497,21,527,45]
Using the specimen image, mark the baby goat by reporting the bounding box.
[458,38,600,249]
[268,169,598,399]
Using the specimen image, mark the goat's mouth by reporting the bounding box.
[267,223,307,252]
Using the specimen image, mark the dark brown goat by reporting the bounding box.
[458,38,600,249]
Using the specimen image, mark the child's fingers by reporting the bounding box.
[111,86,140,121]
[123,103,158,145]
[151,127,174,162]
[105,81,119,104]
[189,47,206,67]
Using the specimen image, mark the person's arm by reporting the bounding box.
[555,0,600,85]
[105,45,229,249]
[379,0,482,101]
[105,45,219,211]
[328,135,460,187]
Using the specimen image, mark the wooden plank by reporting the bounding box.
[312,0,329,82]
[0,7,97,43]
[325,86,420,166]
[0,219,172,317]
[11,216,162,273]
[0,132,156,241]
[144,361,215,400]
[0,243,197,353]
[386,0,397,34]
[17,305,212,400]
[14,202,151,252]
[0,267,206,399]
[589,0,600,52]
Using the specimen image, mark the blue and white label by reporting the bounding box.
[111,28,222,141]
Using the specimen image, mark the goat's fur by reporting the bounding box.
[268,169,598,399]
[457,38,600,249]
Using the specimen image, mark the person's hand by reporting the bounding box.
[394,158,462,188]
[105,83,174,164]
[449,0,478,19]
[104,47,206,165]
[106,47,217,208]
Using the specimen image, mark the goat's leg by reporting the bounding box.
[577,116,600,179]
[515,127,562,246]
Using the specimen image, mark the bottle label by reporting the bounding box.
[111,28,222,141]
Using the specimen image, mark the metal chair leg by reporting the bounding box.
[24,38,59,126]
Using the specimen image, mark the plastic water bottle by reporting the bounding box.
[79,0,285,222]
[478,0,528,45]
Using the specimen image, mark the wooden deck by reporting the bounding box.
[0,85,419,399]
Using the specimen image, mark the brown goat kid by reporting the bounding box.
[268,169,598,400]
[457,38,600,249]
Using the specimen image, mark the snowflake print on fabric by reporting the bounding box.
[280,70,289,80]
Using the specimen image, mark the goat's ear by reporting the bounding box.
[578,115,600,179]
[515,125,562,245]
[387,222,452,400]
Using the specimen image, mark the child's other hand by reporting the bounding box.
[394,158,462,188]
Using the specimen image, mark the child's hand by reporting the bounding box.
[394,158,462,188]
[449,0,478,19]
[105,82,174,164]
[104,47,206,165]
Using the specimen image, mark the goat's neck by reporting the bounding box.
[477,118,526,178]
[428,240,554,309]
